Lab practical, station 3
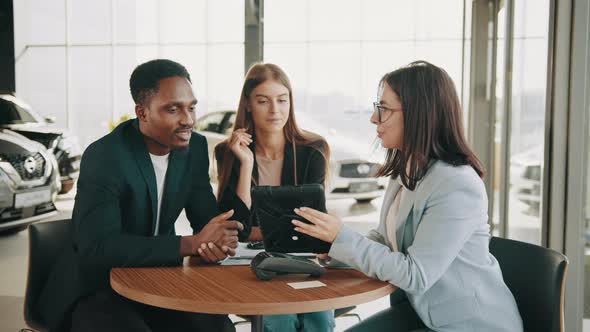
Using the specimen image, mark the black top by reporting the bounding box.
[215,139,328,240]
[37,119,219,331]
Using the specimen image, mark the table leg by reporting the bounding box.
[250,315,263,332]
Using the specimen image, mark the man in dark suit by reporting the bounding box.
[37,59,242,332]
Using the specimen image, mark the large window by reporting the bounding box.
[264,0,471,158]
[14,0,244,148]
[491,0,550,245]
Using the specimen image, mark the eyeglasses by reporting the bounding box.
[373,102,402,123]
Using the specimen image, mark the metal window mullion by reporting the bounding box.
[544,0,571,253]
[564,0,590,330]
[110,0,116,124]
[244,0,263,74]
[499,0,514,238]
[65,0,72,130]
[468,0,496,232]
[488,0,499,234]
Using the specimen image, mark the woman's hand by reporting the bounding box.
[292,207,343,243]
[229,128,254,165]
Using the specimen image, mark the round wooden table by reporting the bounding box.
[111,264,395,332]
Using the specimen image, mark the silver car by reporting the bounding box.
[194,110,387,203]
[0,129,59,233]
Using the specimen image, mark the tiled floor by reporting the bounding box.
[0,190,389,332]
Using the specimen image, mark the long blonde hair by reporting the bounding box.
[216,63,329,200]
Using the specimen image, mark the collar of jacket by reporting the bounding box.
[128,119,189,235]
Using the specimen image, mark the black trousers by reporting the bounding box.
[345,299,429,332]
[70,289,235,332]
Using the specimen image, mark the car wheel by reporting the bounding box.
[0,225,28,236]
[355,198,374,204]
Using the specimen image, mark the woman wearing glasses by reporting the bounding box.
[214,63,334,332]
[291,61,523,331]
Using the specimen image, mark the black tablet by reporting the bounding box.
[251,184,331,253]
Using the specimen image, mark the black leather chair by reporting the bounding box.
[489,236,568,332]
[345,237,569,332]
[23,219,72,332]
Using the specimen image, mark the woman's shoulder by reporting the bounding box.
[420,160,486,195]
[299,133,328,154]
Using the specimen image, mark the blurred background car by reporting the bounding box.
[510,146,542,217]
[0,129,59,234]
[0,94,81,194]
[194,110,387,203]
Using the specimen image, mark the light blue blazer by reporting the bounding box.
[329,161,523,331]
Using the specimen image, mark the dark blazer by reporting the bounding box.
[214,139,328,240]
[37,119,219,331]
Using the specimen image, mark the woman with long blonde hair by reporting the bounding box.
[215,63,333,332]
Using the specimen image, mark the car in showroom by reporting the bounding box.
[194,110,388,203]
[0,94,81,194]
[0,129,60,233]
[510,146,542,216]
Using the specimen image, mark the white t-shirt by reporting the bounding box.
[149,153,170,236]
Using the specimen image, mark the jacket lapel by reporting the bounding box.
[281,142,295,185]
[380,177,416,251]
[159,149,187,234]
[380,178,399,225]
[250,142,259,185]
[129,120,158,233]
[396,185,416,251]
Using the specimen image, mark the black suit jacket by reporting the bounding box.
[214,139,328,240]
[37,119,219,331]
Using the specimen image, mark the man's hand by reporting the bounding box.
[179,210,243,257]
[197,210,243,250]
[197,242,237,264]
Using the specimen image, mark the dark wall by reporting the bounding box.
[0,0,15,94]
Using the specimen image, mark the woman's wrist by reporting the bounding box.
[239,159,254,171]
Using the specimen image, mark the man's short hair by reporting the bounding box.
[129,59,191,105]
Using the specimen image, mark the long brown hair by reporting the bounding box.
[216,63,330,200]
[377,61,485,190]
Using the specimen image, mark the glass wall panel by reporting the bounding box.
[114,0,159,44]
[264,0,469,156]
[24,0,66,45]
[207,44,244,111]
[159,0,206,44]
[14,0,244,149]
[507,0,550,244]
[309,0,361,41]
[68,1,111,44]
[14,47,67,128]
[69,47,112,147]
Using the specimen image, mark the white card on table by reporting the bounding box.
[287,281,327,289]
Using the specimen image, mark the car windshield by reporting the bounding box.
[0,98,42,125]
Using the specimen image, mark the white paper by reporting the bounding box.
[287,281,327,289]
